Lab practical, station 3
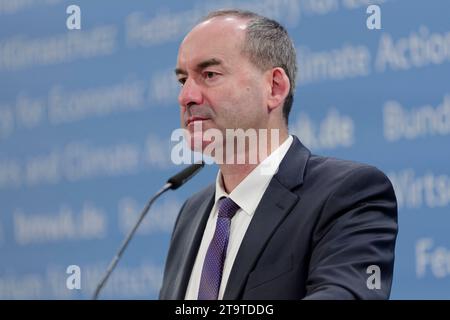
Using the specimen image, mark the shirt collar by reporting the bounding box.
[214,135,293,216]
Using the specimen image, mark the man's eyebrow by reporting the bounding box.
[174,58,223,76]
[196,58,223,70]
[174,68,186,76]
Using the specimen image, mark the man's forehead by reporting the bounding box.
[181,16,248,48]
[193,16,248,34]
[177,18,248,68]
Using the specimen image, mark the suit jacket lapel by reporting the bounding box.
[223,136,310,299]
[171,190,215,299]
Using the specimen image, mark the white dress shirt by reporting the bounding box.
[185,135,293,300]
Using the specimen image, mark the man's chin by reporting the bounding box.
[184,124,213,150]
[187,136,214,153]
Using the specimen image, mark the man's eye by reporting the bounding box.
[178,78,186,86]
[205,71,217,79]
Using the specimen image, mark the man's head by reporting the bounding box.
[175,9,297,152]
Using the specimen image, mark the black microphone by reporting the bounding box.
[167,161,205,190]
[92,161,205,300]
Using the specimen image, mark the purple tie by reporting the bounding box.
[198,197,240,300]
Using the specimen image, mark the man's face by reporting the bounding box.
[176,17,269,151]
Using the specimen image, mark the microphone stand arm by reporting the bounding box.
[92,182,172,300]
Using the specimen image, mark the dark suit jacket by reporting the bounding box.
[159,136,398,299]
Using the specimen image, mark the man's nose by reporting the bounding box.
[178,78,203,108]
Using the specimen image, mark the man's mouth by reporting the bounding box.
[186,116,210,127]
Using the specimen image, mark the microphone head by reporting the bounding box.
[167,161,205,190]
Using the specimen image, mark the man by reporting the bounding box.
[159,9,398,300]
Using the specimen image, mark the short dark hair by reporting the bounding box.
[201,9,298,124]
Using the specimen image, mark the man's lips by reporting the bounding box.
[186,116,210,126]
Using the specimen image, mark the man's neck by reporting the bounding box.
[219,131,289,193]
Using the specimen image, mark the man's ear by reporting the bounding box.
[267,67,290,112]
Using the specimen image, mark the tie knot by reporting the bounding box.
[217,197,240,219]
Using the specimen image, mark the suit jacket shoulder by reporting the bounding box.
[300,155,398,299]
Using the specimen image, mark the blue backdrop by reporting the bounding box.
[0,0,449,299]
